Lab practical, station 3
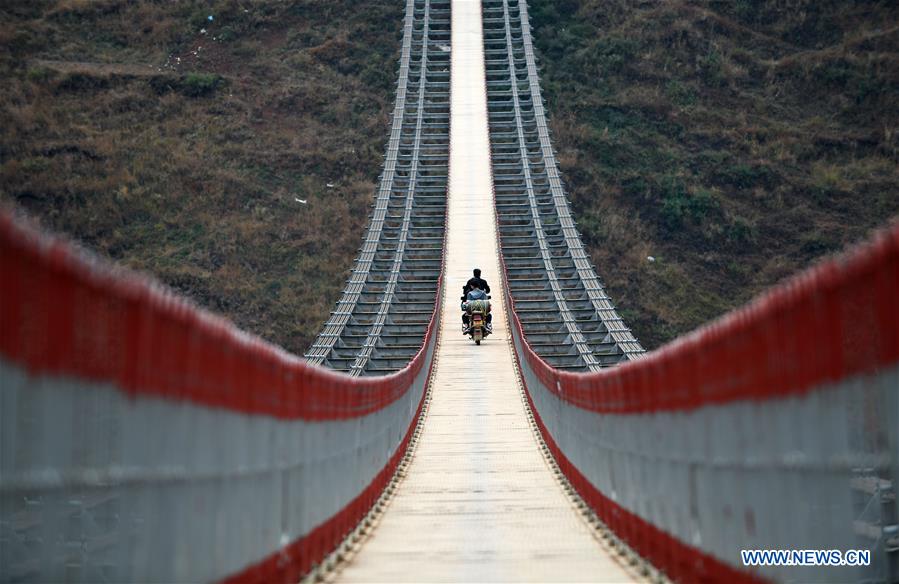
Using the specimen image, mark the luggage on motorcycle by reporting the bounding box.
[471,313,484,344]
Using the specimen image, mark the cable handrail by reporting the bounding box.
[496,0,601,370]
[517,0,643,358]
[484,0,643,371]
[304,0,417,366]
[349,0,433,375]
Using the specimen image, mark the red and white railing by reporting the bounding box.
[501,222,899,583]
[0,211,443,583]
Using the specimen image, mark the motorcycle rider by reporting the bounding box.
[461,271,493,334]
[462,268,490,298]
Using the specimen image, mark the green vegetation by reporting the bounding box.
[180,72,222,96]
[1,0,896,356]
[529,0,899,348]
[0,0,403,355]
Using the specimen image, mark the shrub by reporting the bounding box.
[699,47,726,87]
[20,157,50,173]
[26,66,56,83]
[665,80,696,107]
[718,163,774,189]
[181,73,222,97]
[726,216,754,245]
[55,71,110,93]
[188,9,211,31]
[588,36,639,75]
[659,178,718,231]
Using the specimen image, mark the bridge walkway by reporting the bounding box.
[335,1,637,581]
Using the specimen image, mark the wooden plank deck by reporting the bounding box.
[335,2,638,581]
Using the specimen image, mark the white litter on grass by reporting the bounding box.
[200,28,207,34]
[295,198,307,204]
[647,256,656,262]
[208,15,214,21]
[326,183,335,188]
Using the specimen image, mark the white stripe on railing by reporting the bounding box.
[502,222,899,583]
[0,197,442,583]
[0,358,427,582]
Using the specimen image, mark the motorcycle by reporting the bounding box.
[463,296,491,345]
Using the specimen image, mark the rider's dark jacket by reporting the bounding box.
[461,277,490,300]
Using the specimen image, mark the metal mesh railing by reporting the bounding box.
[488,2,898,581]
[503,220,899,583]
[305,0,450,376]
[483,0,643,372]
[0,194,443,582]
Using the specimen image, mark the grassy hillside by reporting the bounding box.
[3,0,896,356]
[529,0,899,348]
[0,0,402,355]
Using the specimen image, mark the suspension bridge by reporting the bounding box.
[1,0,897,582]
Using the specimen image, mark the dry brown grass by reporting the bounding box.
[0,0,404,355]
[530,0,899,348]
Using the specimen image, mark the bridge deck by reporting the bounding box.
[336,1,636,581]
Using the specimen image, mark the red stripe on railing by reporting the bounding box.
[505,221,899,414]
[513,363,765,584]
[495,159,897,581]
[222,86,452,577]
[0,210,441,421]
[221,358,432,584]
